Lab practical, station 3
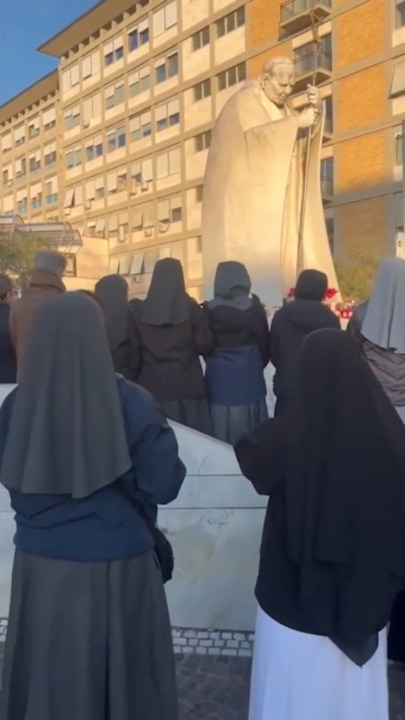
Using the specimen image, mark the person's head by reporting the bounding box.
[79,290,101,306]
[361,257,405,352]
[214,261,251,299]
[260,57,295,107]
[149,258,186,294]
[370,257,405,301]
[95,275,129,304]
[0,274,14,305]
[295,269,328,302]
[35,250,66,277]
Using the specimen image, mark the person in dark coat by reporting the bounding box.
[235,329,405,720]
[269,269,340,416]
[95,274,140,381]
[0,274,16,384]
[202,261,270,444]
[0,292,185,720]
[131,258,213,434]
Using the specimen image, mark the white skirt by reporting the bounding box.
[249,606,389,720]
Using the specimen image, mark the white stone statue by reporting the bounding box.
[202,56,339,311]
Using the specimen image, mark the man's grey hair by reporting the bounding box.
[35,251,67,276]
[262,56,294,76]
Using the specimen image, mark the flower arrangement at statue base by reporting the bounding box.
[286,287,354,321]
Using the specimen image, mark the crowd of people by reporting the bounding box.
[0,250,405,719]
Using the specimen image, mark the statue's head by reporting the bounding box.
[260,57,295,107]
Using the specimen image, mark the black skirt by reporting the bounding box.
[210,400,268,445]
[0,550,179,720]
[161,398,212,435]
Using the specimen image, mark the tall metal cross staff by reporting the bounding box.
[296,10,323,276]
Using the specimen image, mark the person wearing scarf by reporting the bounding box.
[0,292,185,720]
[235,329,405,720]
[131,258,213,434]
[202,261,270,444]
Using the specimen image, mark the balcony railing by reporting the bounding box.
[280,0,332,33]
[293,50,332,91]
[321,178,334,201]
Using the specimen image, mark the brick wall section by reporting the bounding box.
[336,64,387,133]
[247,0,282,49]
[336,130,388,192]
[334,0,386,69]
[336,195,388,257]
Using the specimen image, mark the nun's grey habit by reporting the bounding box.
[0,292,180,720]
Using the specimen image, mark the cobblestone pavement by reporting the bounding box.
[0,644,404,718]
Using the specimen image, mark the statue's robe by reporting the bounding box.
[202,80,339,310]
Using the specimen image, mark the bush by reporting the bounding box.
[334,249,380,303]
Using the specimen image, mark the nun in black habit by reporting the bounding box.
[95,273,140,380]
[202,261,270,444]
[235,330,405,720]
[131,258,213,434]
[0,292,185,720]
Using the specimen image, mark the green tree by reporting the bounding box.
[0,233,46,287]
[334,248,380,303]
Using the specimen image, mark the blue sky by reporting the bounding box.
[0,0,96,104]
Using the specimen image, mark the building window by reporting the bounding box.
[321,157,334,196]
[395,130,403,165]
[85,134,103,161]
[82,50,101,80]
[129,66,150,97]
[2,169,9,184]
[45,178,58,205]
[131,157,153,187]
[217,6,245,38]
[64,104,81,131]
[158,194,182,225]
[294,35,332,72]
[217,62,246,91]
[195,130,212,152]
[155,98,180,132]
[155,51,179,84]
[28,119,40,139]
[128,20,150,51]
[43,108,56,132]
[105,81,125,109]
[17,196,28,214]
[192,26,210,51]
[153,1,177,37]
[62,64,80,93]
[83,92,102,121]
[15,158,26,179]
[130,111,152,142]
[29,151,41,175]
[64,255,77,277]
[44,142,57,168]
[326,218,334,255]
[95,179,105,200]
[324,95,333,134]
[66,145,82,169]
[14,125,25,146]
[107,126,126,152]
[104,37,124,67]
[193,79,211,102]
[31,190,43,211]
[396,0,405,28]
[196,185,203,203]
[156,146,181,178]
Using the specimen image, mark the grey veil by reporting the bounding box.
[362,257,405,354]
[210,261,252,309]
[0,292,131,499]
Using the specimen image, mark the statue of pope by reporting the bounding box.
[202,56,338,308]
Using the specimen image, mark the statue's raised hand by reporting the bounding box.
[298,107,317,129]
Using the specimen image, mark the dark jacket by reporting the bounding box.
[0,304,16,383]
[1,377,186,562]
[111,311,141,381]
[269,300,340,400]
[348,302,405,407]
[131,297,213,402]
[203,297,269,405]
[9,270,65,381]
